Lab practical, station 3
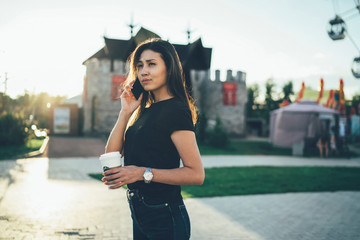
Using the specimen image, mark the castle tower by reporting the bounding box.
[190,69,247,136]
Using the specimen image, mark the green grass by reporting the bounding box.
[0,138,44,160]
[89,166,360,198]
[198,140,292,156]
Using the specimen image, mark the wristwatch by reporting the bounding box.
[143,168,153,184]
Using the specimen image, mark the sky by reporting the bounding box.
[0,0,359,100]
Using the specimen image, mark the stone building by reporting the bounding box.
[82,27,247,136]
[190,69,247,136]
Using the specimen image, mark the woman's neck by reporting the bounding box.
[152,89,174,103]
[154,95,174,103]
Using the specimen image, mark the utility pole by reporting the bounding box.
[186,28,192,44]
[127,14,137,38]
[185,23,195,44]
[4,72,7,95]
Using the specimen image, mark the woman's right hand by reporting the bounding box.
[119,81,143,116]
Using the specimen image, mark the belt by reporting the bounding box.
[127,189,183,205]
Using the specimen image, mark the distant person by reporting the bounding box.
[318,121,330,158]
[339,121,346,138]
[102,38,204,239]
[330,126,337,156]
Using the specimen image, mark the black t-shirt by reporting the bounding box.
[124,97,194,202]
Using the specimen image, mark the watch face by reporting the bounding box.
[144,172,152,180]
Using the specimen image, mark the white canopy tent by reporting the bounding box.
[270,100,339,148]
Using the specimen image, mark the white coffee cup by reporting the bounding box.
[99,152,123,172]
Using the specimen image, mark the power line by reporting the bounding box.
[1,72,8,112]
[4,72,7,94]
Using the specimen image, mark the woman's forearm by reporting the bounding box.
[103,165,204,189]
[151,166,205,185]
[105,111,132,153]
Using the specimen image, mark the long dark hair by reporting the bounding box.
[125,38,197,126]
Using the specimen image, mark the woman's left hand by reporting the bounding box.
[102,166,145,189]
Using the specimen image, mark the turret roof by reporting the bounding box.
[83,27,211,70]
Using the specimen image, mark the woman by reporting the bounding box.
[102,38,204,240]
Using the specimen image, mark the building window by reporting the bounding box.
[112,75,126,101]
[223,82,237,106]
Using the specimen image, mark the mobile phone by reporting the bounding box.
[131,78,145,100]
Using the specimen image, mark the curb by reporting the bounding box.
[348,145,360,156]
[22,136,50,158]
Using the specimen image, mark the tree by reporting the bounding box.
[246,84,259,118]
[0,113,29,146]
[282,81,294,102]
[0,92,13,114]
[265,78,275,108]
[2,92,67,128]
[32,92,51,127]
[264,78,279,122]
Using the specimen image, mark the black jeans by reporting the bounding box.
[127,189,191,240]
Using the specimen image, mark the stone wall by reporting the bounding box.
[190,69,247,137]
[83,59,127,134]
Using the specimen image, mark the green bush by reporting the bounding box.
[0,113,29,146]
[207,115,229,148]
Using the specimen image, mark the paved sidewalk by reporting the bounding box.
[0,156,360,239]
[46,136,106,158]
[0,158,132,240]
